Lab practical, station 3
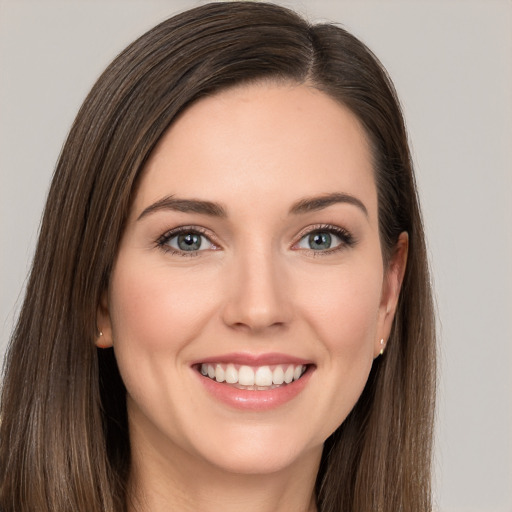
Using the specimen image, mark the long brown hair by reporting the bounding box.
[0,3,436,511]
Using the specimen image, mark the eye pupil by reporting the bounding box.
[178,233,202,251]
[309,232,331,250]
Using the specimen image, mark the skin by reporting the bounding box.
[97,82,407,512]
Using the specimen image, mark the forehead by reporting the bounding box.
[134,82,377,219]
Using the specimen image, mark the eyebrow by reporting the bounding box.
[137,191,368,221]
[137,195,227,221]
[289,192,368,217]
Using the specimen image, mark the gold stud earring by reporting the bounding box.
[379,338,385,356]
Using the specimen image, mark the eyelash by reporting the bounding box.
[156,224,356,257]
[156,226,216,257]
[293,224,356,256]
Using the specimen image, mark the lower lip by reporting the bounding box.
[195,366,314,411]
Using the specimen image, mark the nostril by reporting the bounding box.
[221,268,293,331]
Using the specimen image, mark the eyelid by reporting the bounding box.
[156,225,220,255]
[291,223,356,252]
[155,223,355,256]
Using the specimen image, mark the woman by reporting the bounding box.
[0,2,436,511]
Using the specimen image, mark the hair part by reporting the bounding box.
[0,3,435,511]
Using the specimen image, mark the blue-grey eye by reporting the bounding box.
[297,231,342,251]
[167,232,213,252]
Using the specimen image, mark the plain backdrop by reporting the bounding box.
[0,1,511,511]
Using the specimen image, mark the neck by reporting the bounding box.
[127,423,321,512]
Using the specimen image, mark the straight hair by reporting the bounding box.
[0,3,436,511]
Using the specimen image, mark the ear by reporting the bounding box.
[374,231,409,358]
[96,290,114,349]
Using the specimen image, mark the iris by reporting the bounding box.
[177,233,202,251]
[308,232,332,250]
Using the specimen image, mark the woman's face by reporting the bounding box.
[99,83,405,476]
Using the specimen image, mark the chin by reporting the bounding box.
[203,446,314,476]
[185,423,324,476]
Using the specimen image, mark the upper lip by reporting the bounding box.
[191,352,314,367]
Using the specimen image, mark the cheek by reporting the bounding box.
[108,256,219,357]
[297,263,383,359]
[284,261,384,443]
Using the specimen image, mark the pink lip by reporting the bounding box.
[192,353,315,411]
[192,352,313,366]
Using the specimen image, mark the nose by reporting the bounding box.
[221,246,292,334]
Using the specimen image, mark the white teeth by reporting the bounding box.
[284,365,294,384]
[215,364,225,383]
[272,366,285,385]
[293,365,303,381]
[255,366,273,386]
[238,365,255,386]
[225,364,237,384]
[200,362,307,388]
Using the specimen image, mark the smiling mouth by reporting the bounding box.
[197,363,308,390]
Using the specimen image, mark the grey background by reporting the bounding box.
[1,1,511,511]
